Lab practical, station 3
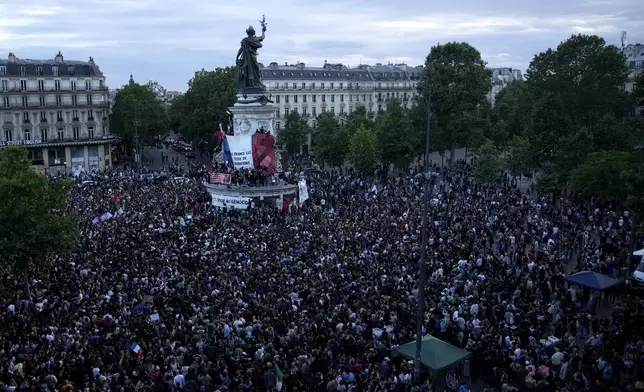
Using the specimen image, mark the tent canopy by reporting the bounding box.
[391,334,470,372]
[633,248,644,257]
[564,270,620,291]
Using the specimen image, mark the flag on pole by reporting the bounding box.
[126,342,143,356]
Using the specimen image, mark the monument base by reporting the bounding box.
[228,93,282,172]
[229,94,276,135]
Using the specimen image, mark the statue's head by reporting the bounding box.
[246,26,255,36]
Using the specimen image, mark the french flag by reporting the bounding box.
[127,342,143,356]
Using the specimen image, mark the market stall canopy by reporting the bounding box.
[564,270,620,291]
[632,248,644,256]
[391,334,471,372]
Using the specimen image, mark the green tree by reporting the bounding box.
[344,105,374,137]
[110,81,169,155]
[420,42,491,164]
[169,67,236,145]
[475,140,501,183]
[279,111,308,154]
[506,135,533,178]
[376,99,416,169]
[633,71,644,109]
[349,125,380,175]
[312,112,348,167]
[0,146,79,296]
[492,80,531,142]
[569,150,636,199]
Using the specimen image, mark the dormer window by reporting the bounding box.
[68,66,75,75]
[52,66,58,76]
[36,66,43,75]
[20,66,26,76]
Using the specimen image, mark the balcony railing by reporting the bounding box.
[1,102,110,110]
[3,86,109,93]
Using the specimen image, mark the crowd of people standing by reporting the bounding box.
[0,157,643,392]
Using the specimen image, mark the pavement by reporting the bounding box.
[141,145,209,171]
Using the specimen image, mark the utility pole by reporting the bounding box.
[415,88,431,373]
[627,134,644,286]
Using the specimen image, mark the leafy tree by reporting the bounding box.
[344,105,374,137]
[169,67,236,145]
[569,150,636,199]
[475,140,501,183]
[523,34,632,189]
[506,135,533,178]
[110,81,169,153]
[279,111,308,154]
[419,42,491,163]
[312,112,348,167]
[633,71,644,109]
[349,125,380,175]
[0,146,79,296]
[492,80,531,142]
[376,99,416,169]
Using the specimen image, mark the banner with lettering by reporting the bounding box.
[225,135,253,169]
[210,193,251,209]
[209,173,232,184]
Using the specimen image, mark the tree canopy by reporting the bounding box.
[0,146,79,294]
[419,42,491,162]
[349,125,380,175]
[110,81,169,148]
[279,111,309,154]
[312,112,348,167]
[169,67,236,145]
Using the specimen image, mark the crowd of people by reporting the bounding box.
[1,156,644,392]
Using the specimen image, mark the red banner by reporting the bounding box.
[209,173,231,184]
[252,133,276,175]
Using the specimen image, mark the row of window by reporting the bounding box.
[1,79,104,92]
[0,65,91,77]
[4,110,104,122]
[2,94,100,108]
[3,125,107,142]
[276,101,406,118]
[269,81,418,90]
[273,91,414,105]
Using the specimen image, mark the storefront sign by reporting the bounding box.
[210,193,251,210]
[0,140,42,148]
[209,172,232,184]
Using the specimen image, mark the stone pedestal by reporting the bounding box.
[229,93,276,136]
[228,93,282,172]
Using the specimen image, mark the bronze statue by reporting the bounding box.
[236,15,267,94]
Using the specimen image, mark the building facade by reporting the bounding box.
[0,52,116,174]
[624,43,644,117]
[487,67,523,106]
[261,62,422,132]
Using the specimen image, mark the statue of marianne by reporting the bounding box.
[236,16,267,93]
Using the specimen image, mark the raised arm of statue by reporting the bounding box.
[258,15,267,42]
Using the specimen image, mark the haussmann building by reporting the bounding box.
[0,52,118,175]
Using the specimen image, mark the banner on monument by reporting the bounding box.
[225,135,253,169]
[298,180,309,205]
[252,133,276,175]
[210,193,251,209]
[209,173,232,184]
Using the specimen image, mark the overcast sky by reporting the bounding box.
[1,0,642,91]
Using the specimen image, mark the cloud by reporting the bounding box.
[0,0,642,91]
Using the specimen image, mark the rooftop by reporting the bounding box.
[0,52,104,77]
[261,61,422,81]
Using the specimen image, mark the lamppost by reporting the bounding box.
[415,87,431,373]
[627,137,644,286]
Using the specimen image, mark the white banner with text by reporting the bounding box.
[225,135,253,170]
[210,193,251,209]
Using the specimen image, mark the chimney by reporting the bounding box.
[55,51,64,63]
[7,52,16,63]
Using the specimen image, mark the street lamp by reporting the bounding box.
[627,139,644,286]
[415,88,431,373]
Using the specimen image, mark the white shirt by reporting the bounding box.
[173,374,185,388]
[551,351,564,366]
